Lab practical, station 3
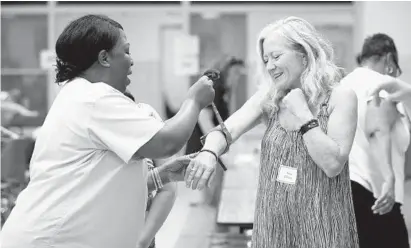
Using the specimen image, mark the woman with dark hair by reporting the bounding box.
[185,55,244,206]
[0,14,214,248]
[341,33,410,248]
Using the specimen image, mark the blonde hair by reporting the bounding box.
[256,16,342,116]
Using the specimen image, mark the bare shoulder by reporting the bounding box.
[326,85,358,137]
[331,85,357,103]
[329,85,358,110]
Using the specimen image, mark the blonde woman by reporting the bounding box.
[185,17,359,247]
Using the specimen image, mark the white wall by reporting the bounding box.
[354,4,411,224]
[51,8,184,117]
[2,3,360,119]
[51,4,356,116]
[246,4,354,98]
[354,1,411,84]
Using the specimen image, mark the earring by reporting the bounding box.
[388,67,394,74]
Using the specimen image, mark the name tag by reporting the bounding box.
[276,165,297,185]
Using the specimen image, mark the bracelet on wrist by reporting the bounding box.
[200,149,227,171]
[200,149,218,161]
[200,125,232,155]
[299,119,319,135]
[152,168,164,190]
[150,169,158,191]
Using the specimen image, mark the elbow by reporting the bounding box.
[324,167,341,178]
[160,134,187,157]
[162,142,182,158]
[369,129,390,140]
[323,158,346,178]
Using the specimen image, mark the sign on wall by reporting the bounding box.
[173,34,200,76]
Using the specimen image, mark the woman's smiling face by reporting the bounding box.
[262,32,305,93]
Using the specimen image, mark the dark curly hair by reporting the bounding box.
[55,14,123,84]
[211,55,245,89]
[356,33,401,75]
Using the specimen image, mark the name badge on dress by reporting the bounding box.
[276,165,297,185]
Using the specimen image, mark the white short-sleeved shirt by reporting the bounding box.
[0,77,165,248]
[341,68,410,204]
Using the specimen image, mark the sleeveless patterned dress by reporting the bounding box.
[251,93,359,248]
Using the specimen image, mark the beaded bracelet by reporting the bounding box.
[150,169,159,191]
[153,168,164,189]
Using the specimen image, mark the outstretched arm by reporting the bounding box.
[185,90,265,190]
[198,108,215,135]
[369,76,411,114]
[201,90,265,157]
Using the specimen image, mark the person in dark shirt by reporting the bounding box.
[186,55,245,206]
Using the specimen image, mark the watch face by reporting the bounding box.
[300,119,319,134]
[308,122,317,128]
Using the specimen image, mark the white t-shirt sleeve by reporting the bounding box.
[88,94,165,163]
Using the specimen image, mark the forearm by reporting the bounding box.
[2,101,34,115]
[296,109,344,177]
[402,98,411,122]
[303,127,344,177]
[0,126,20,139]
[138,184,177,248]
[369,131,395,181]
[395,78,411,116]
[147,167,170,192]
[202,131,228,157]
[153,151,180,167]
[200,90,264,159]
[139,99,202,158]
[202,110,262,157]
[147,152,184,192]
[162,99,203,154]
[198,109,215,134]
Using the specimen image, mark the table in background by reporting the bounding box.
[216,125,264,233]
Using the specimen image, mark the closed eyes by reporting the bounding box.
[263,54,282,63]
